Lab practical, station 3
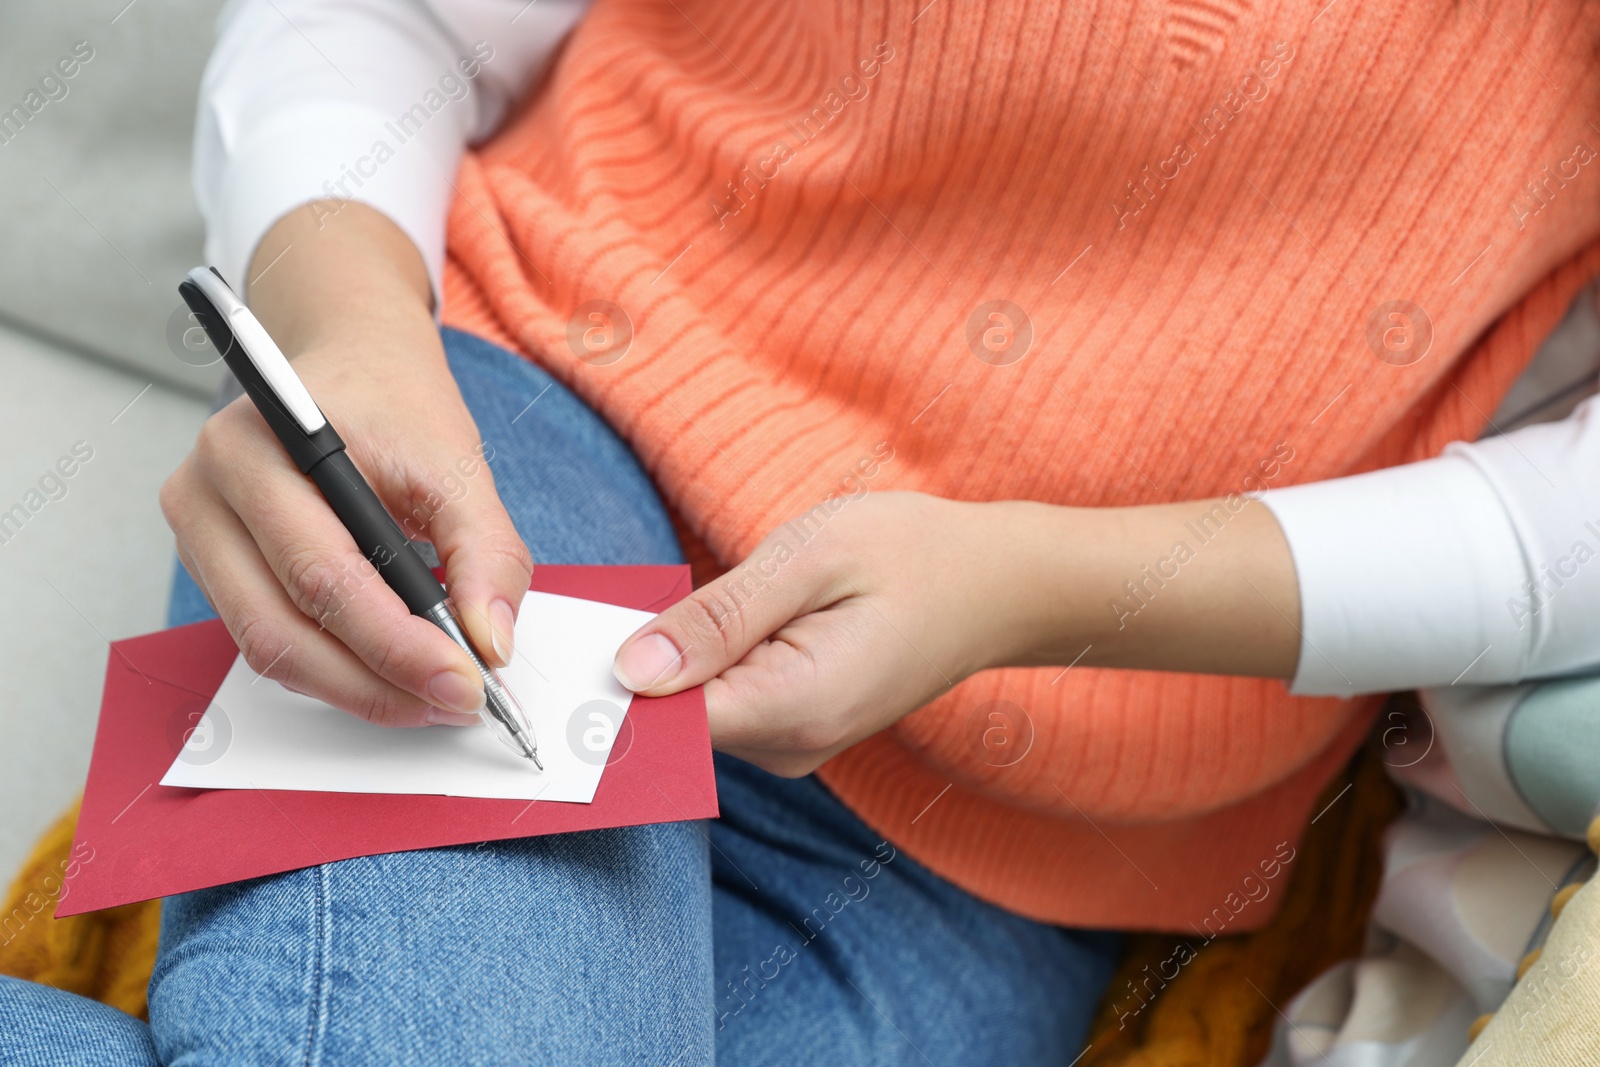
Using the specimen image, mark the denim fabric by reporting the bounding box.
[0,982,158,1064]
[2,328,1120,1065]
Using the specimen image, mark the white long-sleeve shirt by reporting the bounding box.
[196,0,1600,699]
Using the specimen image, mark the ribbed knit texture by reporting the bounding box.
[440,0,1600,929]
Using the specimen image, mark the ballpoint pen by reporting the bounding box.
[178,266,543,770]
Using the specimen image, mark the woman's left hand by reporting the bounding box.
[610,485,1303,776]
[610,492,1023,777]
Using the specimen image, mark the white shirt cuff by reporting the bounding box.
[1260,454,1531,696]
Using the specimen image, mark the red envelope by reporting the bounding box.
[58,565,715,918]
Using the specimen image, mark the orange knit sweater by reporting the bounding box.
[440,0,1600,929]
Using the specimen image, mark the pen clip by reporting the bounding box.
[181,267,328,435]
[179,267,346,474]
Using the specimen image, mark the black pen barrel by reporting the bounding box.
[307,449,447,617]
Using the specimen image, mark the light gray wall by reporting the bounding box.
[0,1,227,397]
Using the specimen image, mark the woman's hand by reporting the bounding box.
[612,491,1304,777]
[609,492,1028,776]
[160,203,533,728]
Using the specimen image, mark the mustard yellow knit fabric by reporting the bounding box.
[0,801,159,1020]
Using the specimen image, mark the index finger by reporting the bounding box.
[199,433,490,718]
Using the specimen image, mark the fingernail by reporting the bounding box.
[614,632,682,691]
[426,707,481,727]
[489,598,516,665]
[428,670,485,715]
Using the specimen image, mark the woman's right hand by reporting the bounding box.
[160,202,534,728]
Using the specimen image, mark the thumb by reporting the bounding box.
[426,458,534,669]
[612,546,834,696]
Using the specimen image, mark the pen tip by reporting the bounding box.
[530,752,544,771]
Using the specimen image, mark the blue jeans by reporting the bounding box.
[0,328,1120,1065]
